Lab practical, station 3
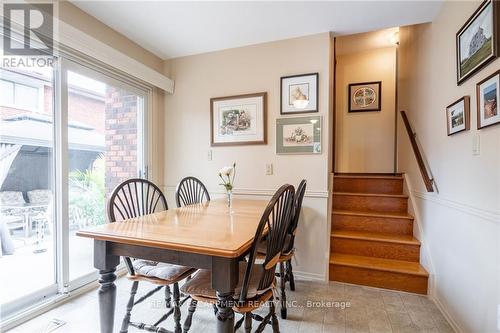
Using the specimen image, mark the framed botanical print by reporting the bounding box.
[348,81,382,112]
[476,70,500,129]
[210,92,267,146]
[446,96,470,135]
[276,116,321,154]
[280,73,318,114]
[456,0,499,85]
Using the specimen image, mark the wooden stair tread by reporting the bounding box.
[332,210,413,220]
[330,254,428,277]
[334,174,403,180]
[334,192,408,198]
[331,230,420,245]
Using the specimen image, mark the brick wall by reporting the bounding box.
[104,87,138,195]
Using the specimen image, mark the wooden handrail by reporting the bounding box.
[400,111,434,192]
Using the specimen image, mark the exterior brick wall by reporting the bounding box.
[104,87,138,195]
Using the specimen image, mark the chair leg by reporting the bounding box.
[165,285,172,308]
[120,281,139,333]
[279,262,287,319]
[244,312,252,333]
[173,283,182,333]
[270,299,280,333]
[287,259,295,291]
[182,299,197,333]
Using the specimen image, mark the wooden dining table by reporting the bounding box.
[76,198,270,333]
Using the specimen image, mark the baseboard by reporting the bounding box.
[293,270,327,283]
[430,293,465,333]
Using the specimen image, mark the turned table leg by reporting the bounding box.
[94,240,120,333]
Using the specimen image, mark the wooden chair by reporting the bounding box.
[175,177,210,207]
[258,179,307,319]
[108,178,197,333]
[180,184,295,333]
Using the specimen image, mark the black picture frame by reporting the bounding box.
[456,0,499,85]
[280,73,319,115]
[348,81,382,112]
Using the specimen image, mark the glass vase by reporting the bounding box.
[226,190,233,211]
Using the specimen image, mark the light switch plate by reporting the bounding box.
[472,135,480,156]
[207,150,213,161]
[266,163,273,175]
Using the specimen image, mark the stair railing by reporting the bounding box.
[400,111,435,192]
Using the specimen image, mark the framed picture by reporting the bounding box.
[210,92,267,146]
[276,116,321,154]
[456,0,499,85]
[348,81,382,112]
[280,73,318,114]
[446,96,470,135]
[476,70,500,129]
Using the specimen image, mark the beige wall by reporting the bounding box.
[398,1,500,332]
[164,33,332,279]
[335,39,397,173]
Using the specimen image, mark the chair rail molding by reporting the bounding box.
[411,190,500,225]
[164,186,329,199]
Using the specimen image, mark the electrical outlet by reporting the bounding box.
[266,163,273,175]
[472,135,480,156]
[207,150,213,161]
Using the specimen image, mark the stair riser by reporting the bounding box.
[333,195,408,214]
[332,214,413,236]
[329,264,428,294]
[334,178,403,195]
[331,237,420,262]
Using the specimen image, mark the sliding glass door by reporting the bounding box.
[0,57,149,321]
[0,65,58,309]
[63,60,146,287]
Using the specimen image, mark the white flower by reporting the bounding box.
[219,166,234,176]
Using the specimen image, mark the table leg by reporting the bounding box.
[211,257,239,333]
[94,240,120,333]
[216,291,235,333]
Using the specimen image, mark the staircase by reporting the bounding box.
[329,173,429,294]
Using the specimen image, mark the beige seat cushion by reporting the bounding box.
[132,260,194,282]
[181,262,267,300]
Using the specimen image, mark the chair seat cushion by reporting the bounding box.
[132,260,194,282]
[181,262,267,300]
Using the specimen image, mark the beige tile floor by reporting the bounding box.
[8,277,455,333]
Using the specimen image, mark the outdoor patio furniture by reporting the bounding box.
[0,191,27,236]
[27,189,52,205]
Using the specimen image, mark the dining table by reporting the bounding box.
[76,198,270,333]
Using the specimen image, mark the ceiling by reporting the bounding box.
[71,1,443,60]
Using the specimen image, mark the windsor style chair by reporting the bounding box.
[257,179,306,319]
[108,178,196,333]
[180,184,295,333]
[175,176,210,207]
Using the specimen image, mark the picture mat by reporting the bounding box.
[276,116,321,154]
[447,100,466,133]
[281,74,318,113]
[212,95,264,143]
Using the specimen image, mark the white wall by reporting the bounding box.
[336,37,397,173]
[163,33,332,280]
[398,2,500,332]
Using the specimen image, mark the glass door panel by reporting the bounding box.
[0,66,56,306]
[65,63,145,283]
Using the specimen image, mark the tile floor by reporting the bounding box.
[8,277,455,333]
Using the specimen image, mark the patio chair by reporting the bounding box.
[0,191,27,235]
